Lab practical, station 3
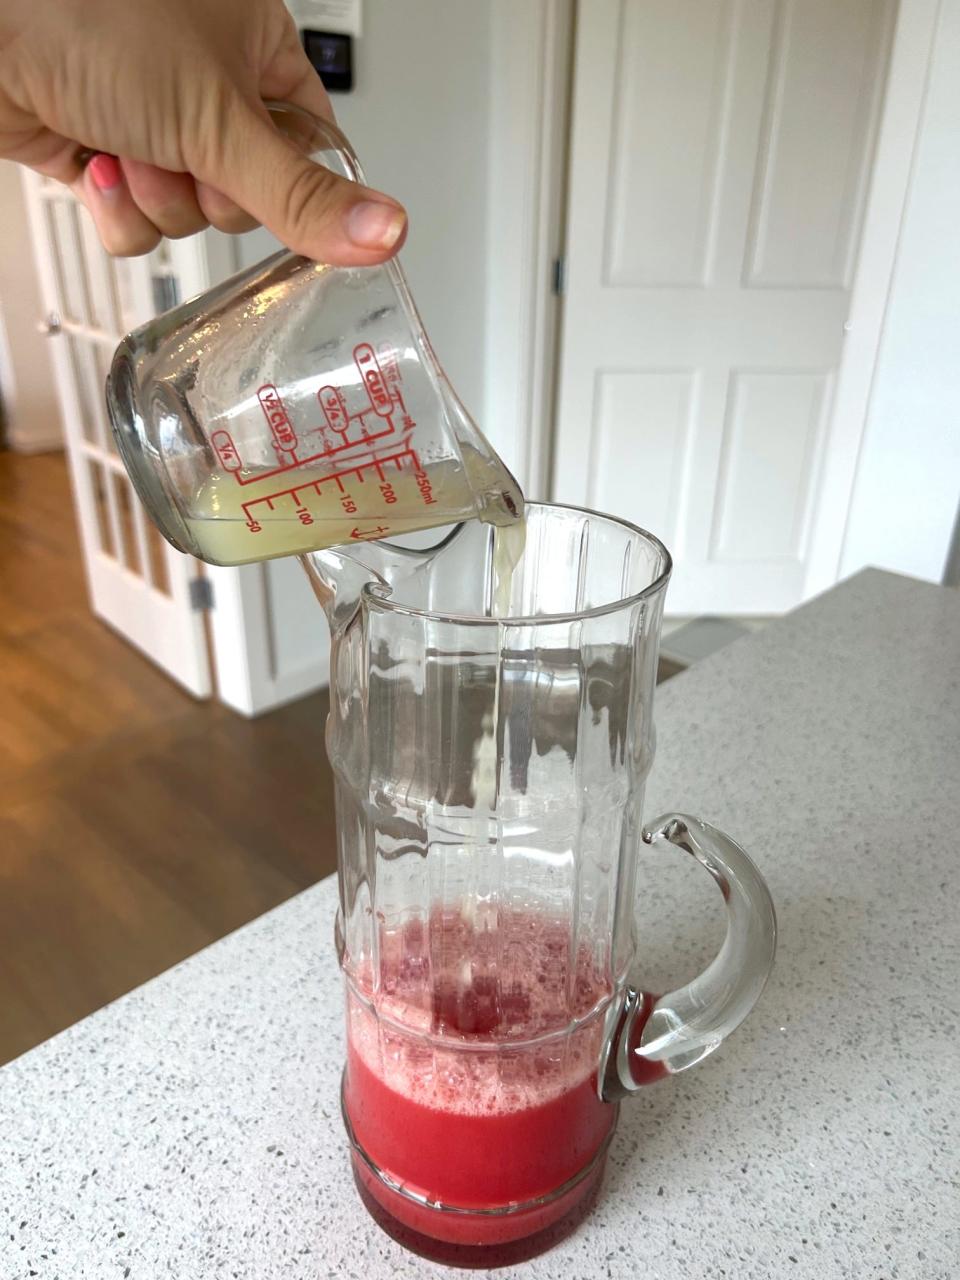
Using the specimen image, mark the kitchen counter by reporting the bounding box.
[2,569,958,1280]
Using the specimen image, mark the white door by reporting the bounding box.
[554,0,896,614]
[22,173,212,696]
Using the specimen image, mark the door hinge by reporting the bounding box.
[189,577,214,611]
[36,311,62,336]
[552,256,566,296]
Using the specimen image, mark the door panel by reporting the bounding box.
[709,371,828,562]
[605,0,736,287]
[587,370,695,550]
[744,0,891,288]
[554,0,895,614]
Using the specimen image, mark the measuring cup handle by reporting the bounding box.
[600,814,777,1101]
[266,101,367,185]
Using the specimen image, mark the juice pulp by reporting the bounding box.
[343,910,616,1245]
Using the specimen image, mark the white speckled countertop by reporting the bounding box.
[2,569,959,1280]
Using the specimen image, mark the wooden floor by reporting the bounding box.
[0,450,337,1066]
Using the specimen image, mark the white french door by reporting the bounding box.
[22,172,212,696]
[22,179,331,715]
[554,0,897,614]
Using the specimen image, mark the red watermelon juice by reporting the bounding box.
[342,909,619,1250]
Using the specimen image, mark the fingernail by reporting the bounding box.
[345,200,406,250]
[89,153,122,193]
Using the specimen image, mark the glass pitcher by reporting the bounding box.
[304,503,777,1262]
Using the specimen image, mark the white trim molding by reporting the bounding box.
[804,0,942,597]
[483,0,574,499]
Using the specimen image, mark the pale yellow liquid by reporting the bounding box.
[490,517,527,618]
[184,454,496,566]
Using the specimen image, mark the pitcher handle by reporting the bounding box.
[601,814,777,1101]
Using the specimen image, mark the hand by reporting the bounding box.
[0,0,406,261]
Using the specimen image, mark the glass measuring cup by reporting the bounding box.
[304,504,777,1262]
[106,104,521,566]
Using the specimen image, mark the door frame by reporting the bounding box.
[804,0,942,597]
[484,0,574,498]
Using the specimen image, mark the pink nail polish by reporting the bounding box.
[89,153,122,192]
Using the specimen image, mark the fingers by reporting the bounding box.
[206,103,407,265]
[28,140,165,257]
[19,130,89,187]
[23,134,177,257]
[120,159,209,240]
[193,182,260,235]
[76,154,162,257]
[76,155,223,255]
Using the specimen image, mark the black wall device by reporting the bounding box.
[302,29,354,93]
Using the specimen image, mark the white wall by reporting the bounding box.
[841,0,960,584]
[242,0,492,418]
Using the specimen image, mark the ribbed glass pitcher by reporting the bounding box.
[304,503,776,1260]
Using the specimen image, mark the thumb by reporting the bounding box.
[203,104,407,265]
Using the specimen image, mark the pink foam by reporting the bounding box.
[345,908,612,1115]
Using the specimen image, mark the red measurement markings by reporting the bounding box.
[354,344,393,418]
[318,385,349,434]
[308,416,395,458]
[239,448,417,525]
[349,524,391,541]
[413,465,436,505]
[376,342,412,424]
[257,384,299,460]
[233,416,394,483]
[377,342,402,388]
[212,429,242,473]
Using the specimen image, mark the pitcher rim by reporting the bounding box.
[360,501,673,627]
